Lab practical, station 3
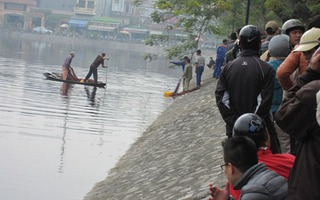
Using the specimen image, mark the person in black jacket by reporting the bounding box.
[82,53,108,83]
[215,25,279,152]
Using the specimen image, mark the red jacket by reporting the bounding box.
[229,148,295,200]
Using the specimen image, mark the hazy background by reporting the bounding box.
[0,33,181,200]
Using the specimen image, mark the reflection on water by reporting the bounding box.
[0,33,180,200]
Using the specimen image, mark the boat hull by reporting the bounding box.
[43,72,106,88]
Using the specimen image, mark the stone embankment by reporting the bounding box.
[84,66,228,200]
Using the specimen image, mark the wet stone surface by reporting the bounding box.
[84,67,227,200]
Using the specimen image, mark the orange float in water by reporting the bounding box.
[163,91,173,97]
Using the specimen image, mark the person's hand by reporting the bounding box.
[309,47,320,73]
[208,181,230,200]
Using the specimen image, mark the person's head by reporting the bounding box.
[221,137,258,185]
[233,113,269,149]
[293,28,320,64]
[265,20,280,36]
[223,39,228,45]
[196,49,201,55]
[101,53,106,57]
[282,19,305,46]
[239,25,261,51]
[230,32,237,40]
[70,52,75,57]
[183,56,189,63]
[268,34,291,58]
[307,15,320,30]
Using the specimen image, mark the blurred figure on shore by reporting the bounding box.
[170,56,187,71]
[181,56,192,91]
[207,57,215,69]
[194,49,205,87]
[213,39,227,79]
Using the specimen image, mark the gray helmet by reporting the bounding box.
[239,25,261,50]
[268,34,291,57]
[282,19,305,35]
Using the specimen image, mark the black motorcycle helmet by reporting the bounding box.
[233,113,268,149]
[239,25,261,51]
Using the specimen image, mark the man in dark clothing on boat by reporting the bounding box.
[62,52,78,81]
[82,53,108,83]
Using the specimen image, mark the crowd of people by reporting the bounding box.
[208,15,320,200]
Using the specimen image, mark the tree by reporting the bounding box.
[134,0,231,60]
[135,0,319,60]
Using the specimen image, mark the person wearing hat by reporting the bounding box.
[275,44,320,200]
[293,28,320,64]
[260,20,280,54]
[62,52,78,81]
[82,53,108,83]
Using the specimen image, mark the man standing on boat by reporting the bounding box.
[82,53,108,83]
[62,52,78,81]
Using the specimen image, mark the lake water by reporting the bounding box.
[0,32,181,200]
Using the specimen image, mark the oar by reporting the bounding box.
[172,77,182,96]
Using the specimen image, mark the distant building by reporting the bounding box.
[0,0,39,29]
[38,0,76,12]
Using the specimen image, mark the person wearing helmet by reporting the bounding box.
[208,136,288,200]
[266,34,291,153]
[277,24,320,155]
[62,52,78,81]
[275,44,320,200]
[276,19,307,91]
[282,19,305,47]
[215,25,275,148]
[225,113,295,200]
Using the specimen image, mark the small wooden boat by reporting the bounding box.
[163,87,200,98]
[43,72,106,88]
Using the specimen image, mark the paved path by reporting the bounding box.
[84,59,228,200]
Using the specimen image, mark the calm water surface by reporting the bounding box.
[0,33,180,200]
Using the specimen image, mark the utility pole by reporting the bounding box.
[245,0,251,25]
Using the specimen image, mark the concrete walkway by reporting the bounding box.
[84,59,227,200]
